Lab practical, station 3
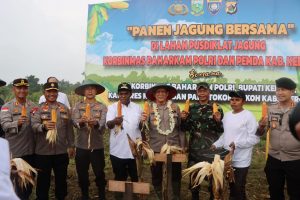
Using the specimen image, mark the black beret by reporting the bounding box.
[13,78,29,87]
[43,82,59,91]
[275,77,296,90]
[118,82,132,93]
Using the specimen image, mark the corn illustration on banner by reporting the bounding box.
[85,0,300,114]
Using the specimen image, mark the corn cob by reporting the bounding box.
[11,158,37,189]
[85,103,91,119]
[46,109,57,145]
[261,102,267,118]
[160,143,183,154]
[144,101,149,116]
[127,134,137,157]
[51,109,57,123]
[136,138,155,165]
[213,103,218,114]
[21,105,26,117]
[183,99,190,113]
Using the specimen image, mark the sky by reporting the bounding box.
[0,0,299,84]
[0,0,118,84]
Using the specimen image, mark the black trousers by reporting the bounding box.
[35,153,69,200]
[75,148,106,191]
[13,154,35,200]
[110,155,138,182]
[151,161,182,187]
[265,155,300,200]
[229,167,249,200]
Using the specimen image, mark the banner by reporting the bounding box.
[85,0,300,115]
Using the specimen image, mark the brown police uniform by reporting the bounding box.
[262,77,300,200]
[31,82,74,200]
[0,78,36,200]
[72,101,107,199]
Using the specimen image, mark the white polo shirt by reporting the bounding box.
[106,101,142,159]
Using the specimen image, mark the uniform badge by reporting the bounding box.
[225,0,238,14]
[207,0,222,15]
[31,107,39,115]
[191,0,204,16]
[1,107,9,112]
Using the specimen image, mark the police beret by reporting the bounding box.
[118,82,132,93]
[229,90,246,100]
[0,79,6,87]
[275,77,296,90]
[196,82,210,90]
[13,78,29,87]
[75,80,105,96]
[289,102,300,141]
[43,82,59,91]
[146,84,177,101]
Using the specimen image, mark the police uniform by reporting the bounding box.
[72,80,107,200]
[181,82,224,200]
[263,77,300,200]
[145,84,185,200]
[0,78,36,200]
[31,82,74,200]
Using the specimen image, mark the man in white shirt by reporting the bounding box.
[38,77,70,108]
[212,90,259,200]
[106,82,142,199]
[0,138,20,200]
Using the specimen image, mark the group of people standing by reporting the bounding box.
[0,76,300,200]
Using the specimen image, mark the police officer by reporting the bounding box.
[181,82,223,200]
[0,78,36,200]
[72,80,107,200]
[257,77,300,200]
[31,82,75,200]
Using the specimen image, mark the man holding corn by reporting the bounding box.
[31,82,75,200]
[0,78,36,200]
[180,82,223,200]
[72,80,107,200]
[140,84,185,200]
[106,82,142,199]
[257,77,300,200]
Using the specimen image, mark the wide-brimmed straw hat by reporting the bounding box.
[75,80,105,96]
[146,84,177,101]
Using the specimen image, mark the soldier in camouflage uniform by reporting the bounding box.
[181,82,223,200]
